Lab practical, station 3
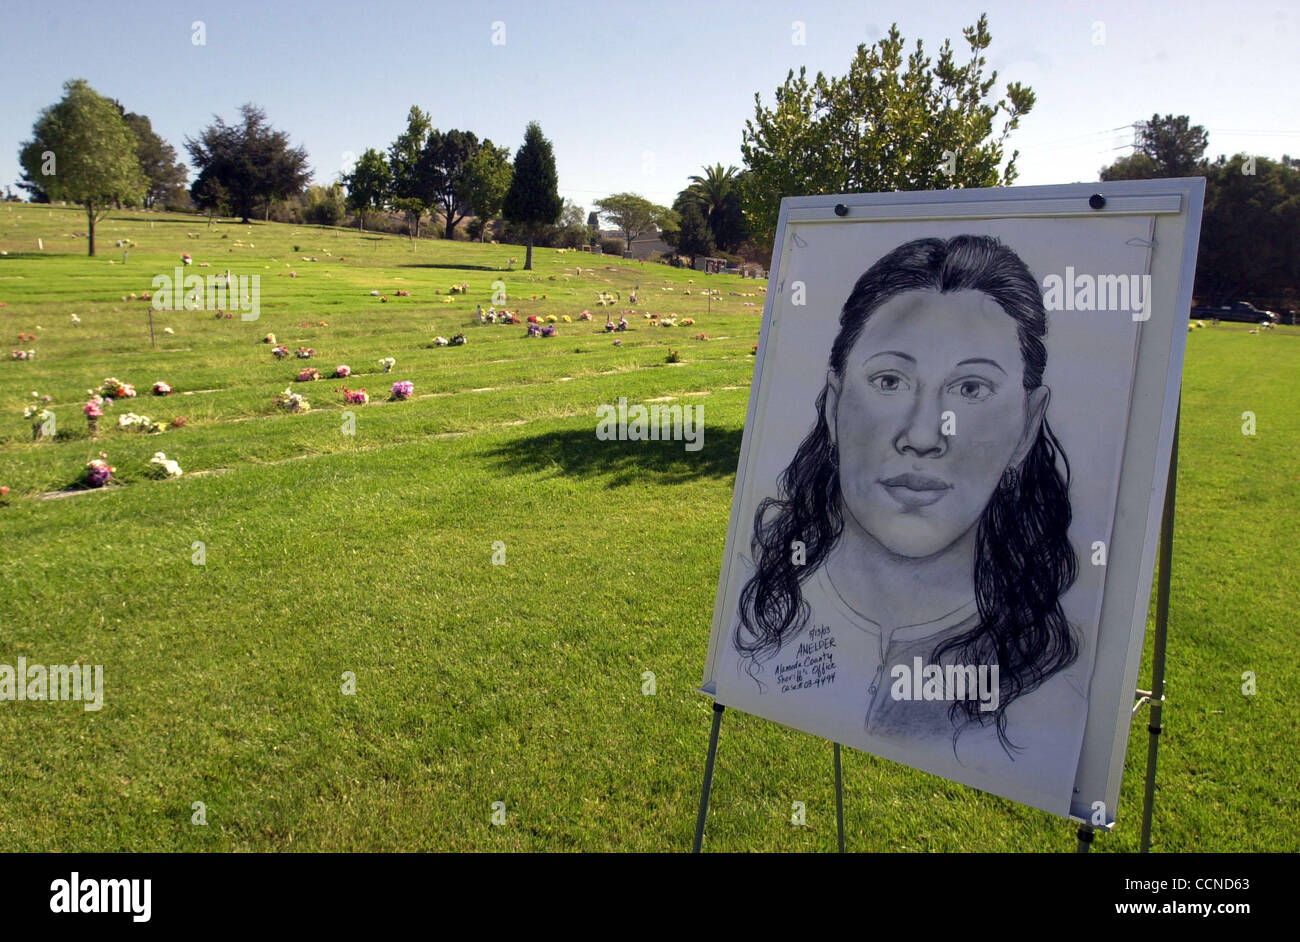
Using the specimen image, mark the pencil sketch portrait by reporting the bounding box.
[731,235,1083,755]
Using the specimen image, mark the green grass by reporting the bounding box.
[0,205,1295,851]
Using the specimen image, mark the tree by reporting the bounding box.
[674,201,715,264]
[18,79,146,255]
[740,16,1034,245]
[1099,129,1300,309]
[594,193,674,255]
[1100,114,1208,180]
[119,110,188,208]
[192,175,230,227]
[185,104,309,223]
[546,200,590,248]
[342,148,391,231]
[1097,152,1162,182]
[419,128,484,239]
[388,106,435,239]
[1139,114,1208,177]
[502,121,563,270]
[679,163,747,252]
[460,142,512,241]
[303,183,346,226]
[1195,154,1300,308]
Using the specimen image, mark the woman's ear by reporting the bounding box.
[1012,385,1051,467]
[822,371,842,447]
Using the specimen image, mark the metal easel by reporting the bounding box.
[697,402,1181,855]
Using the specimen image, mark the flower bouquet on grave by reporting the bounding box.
[83,394,105,434]
[117,412,164,434]
[272,388,310,413]
[23,392,53,441]
[84,454,114,487]
[99,377,136,399]
[147,452,183,479]
[340,386,369,405]
[389,380,414,401]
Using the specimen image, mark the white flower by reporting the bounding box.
[148,452,183,478]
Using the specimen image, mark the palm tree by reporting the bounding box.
[685,163,739,221]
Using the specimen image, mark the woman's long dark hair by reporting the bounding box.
[734,235,1078,751]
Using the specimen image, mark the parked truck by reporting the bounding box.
[1190,300,1279,324]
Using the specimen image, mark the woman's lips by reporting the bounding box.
[879,473,952,509]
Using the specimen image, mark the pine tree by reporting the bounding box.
[502,122,562,270]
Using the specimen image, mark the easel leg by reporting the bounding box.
[1077,823,1095,853]
[1141,401,1179,853]
[692,702,725,853]
[834,743,845,853]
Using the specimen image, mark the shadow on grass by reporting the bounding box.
[482,425,744,487]
[397,262,504,272]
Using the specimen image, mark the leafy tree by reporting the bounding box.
[460,142,512,241]
[303,183,346,226]
[185,104,309,223]
[1096,115,1300,309]
[594,193,674,255]
[674,201,716,263]
[192,175,230,226]
[1101,114,1208,180]
[1097,152,1163,182]
[502,121,563,270]
[18,79,146,255]
[419,129,484,239]
[342,147,391,231]
[546,200,590,248]
[119,109,188,208]
[388,106,435,239]
[740,16,1034,245]
[1195,154,1300,308]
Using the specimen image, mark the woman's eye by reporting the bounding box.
[868,372,908,393]
[950,378,995,402]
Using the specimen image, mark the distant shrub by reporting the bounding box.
[301,184,345,227]
[600,238,625,257]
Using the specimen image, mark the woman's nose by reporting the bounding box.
[894,389,948,458]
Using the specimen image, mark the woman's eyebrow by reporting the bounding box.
[864,350,916,364]
[955,357,1007,375]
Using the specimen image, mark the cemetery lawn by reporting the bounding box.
[0,206,1295,851]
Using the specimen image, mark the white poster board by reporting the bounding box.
[702,179,1205,823]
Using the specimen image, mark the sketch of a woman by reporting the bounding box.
[734,235,1080,754]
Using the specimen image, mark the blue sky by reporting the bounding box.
[2,0,1297,214]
